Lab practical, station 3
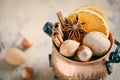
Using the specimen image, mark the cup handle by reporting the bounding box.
[43,22,53,37]
[49,54,52,67]
[105,39,120,74]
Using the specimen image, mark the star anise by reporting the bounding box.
[62,14,87,41]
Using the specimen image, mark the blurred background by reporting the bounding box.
[0,0,120,80]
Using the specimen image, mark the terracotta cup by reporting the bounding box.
[51,32,114,80]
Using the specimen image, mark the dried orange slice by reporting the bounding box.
[73,6,108,26]
[68,6,109,37]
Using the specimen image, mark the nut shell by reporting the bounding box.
[5,48,26,66]
[22,38,32,49]
[77,45,93,62]
[60,40,80,57]
[83,31,110,56]
[21,66,34,80]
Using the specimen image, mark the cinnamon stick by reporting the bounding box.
[54,31,63,42]
[54,22,64,37]
[56,11,65,28]
[52,33,61,48]
[57,32,63,43]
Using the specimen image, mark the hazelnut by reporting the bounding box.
[77,45,93,62]
[21,38,32,49]
[21,66,34,80]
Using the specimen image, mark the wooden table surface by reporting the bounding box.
[0,0,120,80]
